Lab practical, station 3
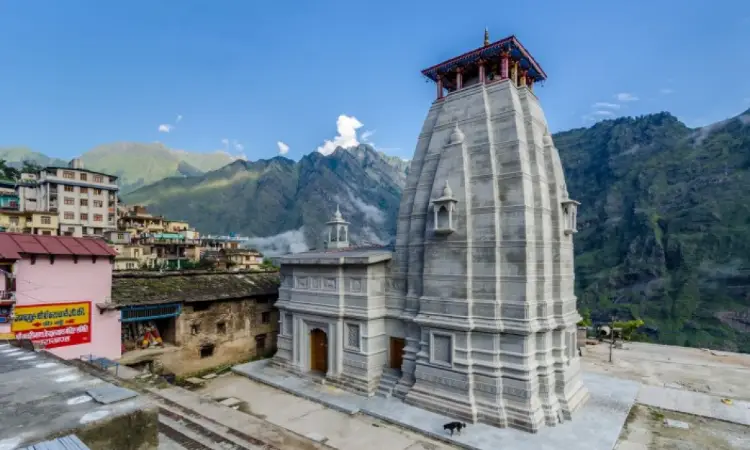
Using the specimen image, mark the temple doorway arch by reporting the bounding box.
[310,328,328,374]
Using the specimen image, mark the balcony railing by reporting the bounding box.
[0,290,15,301]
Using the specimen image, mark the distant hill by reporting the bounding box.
[0,143,236,193]
[122,144,406,250]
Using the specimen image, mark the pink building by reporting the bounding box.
[0,233,121,360]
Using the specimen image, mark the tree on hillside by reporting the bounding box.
[0,160,20,181]
[21,160,42,174]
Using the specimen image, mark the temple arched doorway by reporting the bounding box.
[310,328,328,374]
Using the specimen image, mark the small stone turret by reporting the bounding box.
[325,205,350,249]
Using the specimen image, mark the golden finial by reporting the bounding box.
[484,28,490,46]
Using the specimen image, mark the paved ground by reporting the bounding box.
[230,360,638,450]
[584,341,750,401]
[197,373,453,450]
[616,404,750,450]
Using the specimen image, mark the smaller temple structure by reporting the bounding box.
[273,208,392,395]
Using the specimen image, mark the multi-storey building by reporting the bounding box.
[118,205,166,238]
[0,180,58,235]
[18,158,119,237]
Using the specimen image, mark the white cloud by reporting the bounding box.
[175,114,183,123]
[221,138,229,146]
[593,110,615,116]
[277,141,290,155]
[234,142,244,152]
[659,88,674,95]
[593,102,620,110]
[361,130,375,143]
[615,92,639,102]
[317,115,364,155]
[158,124,173,133]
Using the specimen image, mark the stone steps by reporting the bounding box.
[158,403,265,450]
[375,370,401,398]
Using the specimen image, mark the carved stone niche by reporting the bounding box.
[430,180,459,235]
[561,199,580,235]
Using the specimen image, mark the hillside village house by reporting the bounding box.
[106,270,280,375]
[17,158,119,238]
[0,233,121,360]
[117,205,201,269]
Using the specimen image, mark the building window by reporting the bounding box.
[62,171,74,179]
[79,173,87,181]
[200,343,214,358]
[94,189,102,195]
[63,212,75,220]
[108,214,114,223]
[94,175,103,183]
[64,197,74,205]
[93,214,103,222]
[64,185,74,192]
[261,311,271,324]
[80,187,88,194]
[109,177,116,184]
[41,216,51,224]
[93,200,103,207]
[284,314,292,335]
[80,213,88,221]
[42,230,51,236]
[216,322,226,334]
[9,217,18,226]
[80,198,88,206]
[117,233,124,240]
[346,323,361,350]
[431,333,453,366]
[190,323,200,334]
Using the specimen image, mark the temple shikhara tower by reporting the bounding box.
[273,31,588,434]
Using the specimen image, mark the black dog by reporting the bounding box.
[443,421,467,436]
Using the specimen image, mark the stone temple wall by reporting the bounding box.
[386,78,589,432]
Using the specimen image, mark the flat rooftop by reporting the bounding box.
[0,341,158,449]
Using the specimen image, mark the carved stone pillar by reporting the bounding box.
[437,76,444,99]
[519,70,528,87]
[478,60,486,84]
[456,68,464,90]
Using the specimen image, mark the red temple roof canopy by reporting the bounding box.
[421,35,547,83]
[0,233,116,260]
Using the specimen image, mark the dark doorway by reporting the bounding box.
[255,334,267,357]
[310,328,328,373]
[390,337,406,370]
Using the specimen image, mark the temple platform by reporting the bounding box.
[232,360,640,450]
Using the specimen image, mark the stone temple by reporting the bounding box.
[272,31,588,433]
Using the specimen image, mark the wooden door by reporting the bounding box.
[390,337,406,370]
[310,329,328,373]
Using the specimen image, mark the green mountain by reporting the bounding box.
[0,143,236,193]
[123,144,405,251]
[80,142,235,192]
[125,112,750,352]
[558,110,750,353]
[0,147,67,168]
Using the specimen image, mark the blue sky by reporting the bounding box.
[1,1,749,162]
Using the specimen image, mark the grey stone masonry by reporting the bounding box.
[272,47,588,434]
[387,78,588,432]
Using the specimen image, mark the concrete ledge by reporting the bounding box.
[637,385,750,426]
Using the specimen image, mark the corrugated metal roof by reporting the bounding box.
[0,233,116,260]
[20,434,91,449]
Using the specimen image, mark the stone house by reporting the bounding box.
[107,269,279,376]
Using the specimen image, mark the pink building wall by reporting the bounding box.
[0,256,121,360]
